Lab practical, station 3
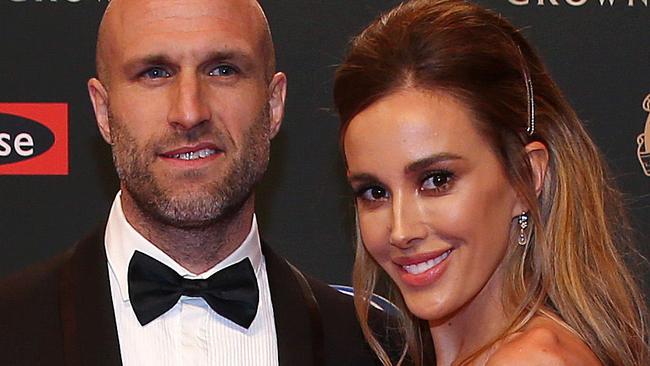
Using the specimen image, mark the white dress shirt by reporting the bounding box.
[105,193,279,366]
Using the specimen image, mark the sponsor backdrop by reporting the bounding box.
[0,0,648,301]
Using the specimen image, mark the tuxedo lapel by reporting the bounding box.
[56,235,320,366]
[262,243,317,366]
[59,228,122,366]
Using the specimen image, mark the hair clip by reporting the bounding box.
[524,70,535,136]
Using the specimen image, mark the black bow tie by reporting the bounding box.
[127,251,259,328]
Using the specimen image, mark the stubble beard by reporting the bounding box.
[109,108,271,229]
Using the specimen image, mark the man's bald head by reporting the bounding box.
[95,0,276,85]
[86,0,288,259]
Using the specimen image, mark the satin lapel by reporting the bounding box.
[59,228,122,366]
[262,243,316,366]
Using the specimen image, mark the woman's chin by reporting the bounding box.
[401,291,450,323]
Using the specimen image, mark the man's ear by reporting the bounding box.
[267,72,287,139]
[525,141,549,198]
[87,78,112,144]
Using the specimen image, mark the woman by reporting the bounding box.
[333,1,649,365]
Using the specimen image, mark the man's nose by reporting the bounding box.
[167,73,211,130]
[389,192,427,249]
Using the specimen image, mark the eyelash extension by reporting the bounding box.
[420,169,455,191]
[351,169,455,201]
[422,169,454,180]
[352,183,388,201]
[353,184,378,197]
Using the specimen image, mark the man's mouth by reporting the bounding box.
[166,148,218,161]
[160,144,222,162]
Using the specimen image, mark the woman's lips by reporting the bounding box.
[394,249,452,287]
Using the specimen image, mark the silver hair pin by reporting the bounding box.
[524,70,535,136]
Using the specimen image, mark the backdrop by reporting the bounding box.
[0,1,648,301]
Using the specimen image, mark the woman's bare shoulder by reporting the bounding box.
[485,316,602,366]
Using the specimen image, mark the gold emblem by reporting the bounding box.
[638,94,650,177]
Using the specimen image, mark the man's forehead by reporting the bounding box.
[103,1,263,55]
[111,0,260,25]
[96,0,274,81]
[104,0,264,39]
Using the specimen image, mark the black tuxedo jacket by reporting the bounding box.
[0,229,385,366]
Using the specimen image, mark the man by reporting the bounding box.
[0,0,390,365]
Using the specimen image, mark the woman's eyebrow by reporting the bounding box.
[404,153,462,174]
[347,172,380,185]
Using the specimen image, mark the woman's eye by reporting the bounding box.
[357,186,388,201]
[421,171,454,192]
[209,65,237,77]
[142,67,171,79]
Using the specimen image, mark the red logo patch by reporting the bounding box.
[0,103,68,175]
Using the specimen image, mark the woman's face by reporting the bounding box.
[344,89,522,323]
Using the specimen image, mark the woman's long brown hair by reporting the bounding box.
[334,1,649,365]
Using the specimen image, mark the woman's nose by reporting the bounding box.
[389,192,428,249]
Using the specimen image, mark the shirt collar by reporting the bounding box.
[105,191,263,302]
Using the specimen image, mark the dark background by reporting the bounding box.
[0,1,648,301]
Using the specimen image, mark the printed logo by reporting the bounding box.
[637,95,650,177]
[508,0,647,6]
[0,103,68,175]
[8,0,110,3]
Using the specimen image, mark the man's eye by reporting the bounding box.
[357,186,389,201]
[209,65,237,77]
[421,170,454,192]
[142,67,171,79]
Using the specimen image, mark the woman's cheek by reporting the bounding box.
[358,210,391,260]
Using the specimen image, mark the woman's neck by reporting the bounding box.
[428,268,511,366]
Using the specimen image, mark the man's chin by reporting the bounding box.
[154,215,224,229]
[142,202,230,229]
[139,189,251,229]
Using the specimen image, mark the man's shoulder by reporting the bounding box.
[0,249,69,305]
[0,249,71,363]
[261,243,360,319]
[261,241,405,365]
[304,274,355,308]
[0,227,104,324]
[0,227,103,298]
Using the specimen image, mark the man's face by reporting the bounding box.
[90,0,285,228]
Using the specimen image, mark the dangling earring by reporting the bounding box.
[517,212,529,246]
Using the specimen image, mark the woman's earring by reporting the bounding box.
[517,212,529,246]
